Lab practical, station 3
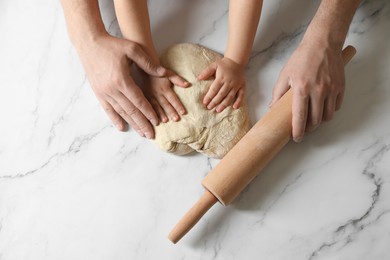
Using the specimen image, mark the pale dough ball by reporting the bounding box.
[153,43,251,159]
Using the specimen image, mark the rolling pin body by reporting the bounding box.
[169,46,356,243]
[203,88,292,205]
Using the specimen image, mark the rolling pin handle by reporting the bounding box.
[168,190,218,244]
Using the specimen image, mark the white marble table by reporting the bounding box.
[1,0,390,259]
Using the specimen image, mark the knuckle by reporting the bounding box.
[104,106,114,114]
[127,42,138,56]
[211,86,220,94]
[207,88,218,96]
[298,113,305,122]
[117,109,127,116]
[125,106,138,116]
[98,83,116,95]
[138,124,150,133]
[323,75,332,86]
[224,98,232,106]
[133,97,148,109]
[316,85,327,97]
[294,110,307,125]
[297,110,306,121]
[158,97,169,106]
[311,117,321,127]
[112,77,124,88]
[122,107,138,117]
[143,58,154,71]
[296,82,310,97]
[228,91,236,98]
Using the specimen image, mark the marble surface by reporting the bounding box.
[1,0,390,259]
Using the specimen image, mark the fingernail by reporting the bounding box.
[162,117,168,123]
[180,109,186,115]
[295,136,303,143]
[145,132,152,139]
[152,119,159,126]
[115,124,122,131]
[157,67,166,75]
[137,130,144,137]
[173,115,179,121]
[207,104,213,109]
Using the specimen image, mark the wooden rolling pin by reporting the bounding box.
[168,46,356,244]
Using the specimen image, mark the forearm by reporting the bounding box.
[61,0,108,51]
[114,0,159,64]
[225,0,263,66]
[303,0,361,50]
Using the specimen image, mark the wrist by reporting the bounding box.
[221,57,246,73]
[71,28,109,52]
[301,25,344,52]
[223,53,247,68]
[301,0,356,52]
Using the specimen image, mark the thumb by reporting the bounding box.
[126,42,167,77]
[198,63,217,80]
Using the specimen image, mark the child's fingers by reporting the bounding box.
[207,85,230,110]
[151,99,168,123]
[215,89,237,113]
[167,71,190,88]
[164,89,186,115]
[233,88,245,109]
[158,96,180,122]
[198,63,217,80]
[203,80,223,107]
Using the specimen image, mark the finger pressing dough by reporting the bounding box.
[154,43,251,159]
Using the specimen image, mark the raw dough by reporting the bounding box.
[154,43,251,159]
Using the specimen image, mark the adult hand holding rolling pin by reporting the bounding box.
[270,0,361,143]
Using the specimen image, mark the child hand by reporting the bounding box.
[143,72,189,123]
[198,57,246,113]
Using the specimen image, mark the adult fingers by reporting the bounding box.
[126,42,166,77]
[323,95,337,122]
[107,96,144,137]
[99,98,127,131]
[335,91,344,111]
[292,87,309,143]
[198,63,217,81]
[270,74,290,107]
[203,79,223,107]
[121,77,159,126]
[215,89,238,113]
[164,89,186,115]
[113,92,155,139]
[233,88,245,109]
[307,92,325,132]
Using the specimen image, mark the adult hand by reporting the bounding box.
[78,34,183,139]
[270,41,345,143]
